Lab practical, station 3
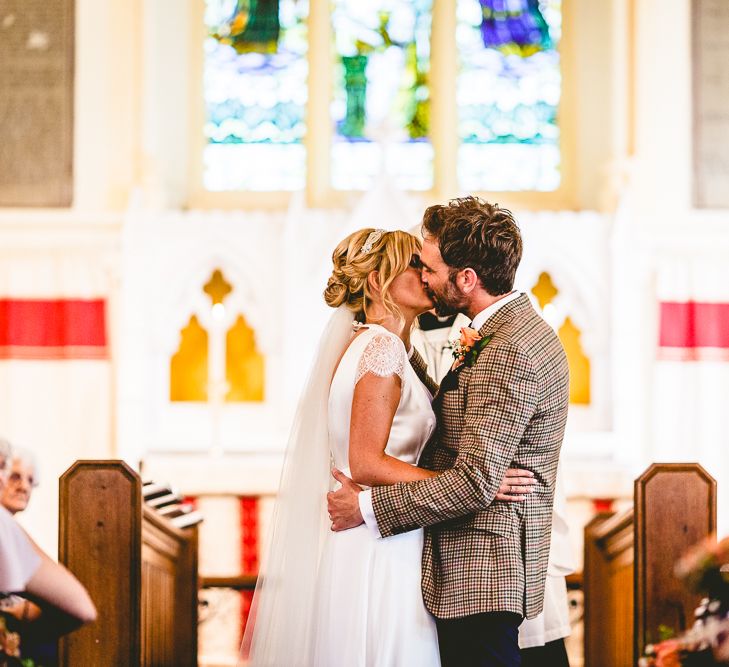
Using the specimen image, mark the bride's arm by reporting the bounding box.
[347,339,535,495]
[348,372,437,487]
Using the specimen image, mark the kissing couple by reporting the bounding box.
[241,196,570,667]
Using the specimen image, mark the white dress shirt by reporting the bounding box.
[0,505,40,592]
[358,291,522,537]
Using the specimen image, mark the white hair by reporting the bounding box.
[0,438,13,483]
[10,446,39,487]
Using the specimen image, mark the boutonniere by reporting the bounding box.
[450,327,493,370]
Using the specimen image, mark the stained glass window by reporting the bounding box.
[456,0,561,191]
[204,0,308,191]
[330,0,433,191]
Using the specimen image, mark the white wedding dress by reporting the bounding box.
[311,324,441,666]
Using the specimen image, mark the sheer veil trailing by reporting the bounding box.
[239,305,354,666]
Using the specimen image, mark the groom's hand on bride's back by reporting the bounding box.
[327,466,534,532]
[496,468,537,502]
[328,469,365,531]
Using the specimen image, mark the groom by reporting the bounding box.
[328,196,570,667]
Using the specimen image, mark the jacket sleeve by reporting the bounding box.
[409,347,440,397]
[372,341,538,537]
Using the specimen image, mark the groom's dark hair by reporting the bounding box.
[422,196,522,296]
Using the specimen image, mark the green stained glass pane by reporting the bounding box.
[457,0,562,191]
[331,0,434,191]
[204,0,308,191]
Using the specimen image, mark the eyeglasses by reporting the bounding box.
[8,471,36,488]
[409,254,423,270]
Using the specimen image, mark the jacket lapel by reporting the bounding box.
[422,294,533,466]
[434,294,531,401]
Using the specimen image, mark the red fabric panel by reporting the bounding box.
[240,496,259,647]
[240,590,255,652]
[0,298,107,359]
[659,302,729,360]
[592,498,614,513]
[240,497,259,575]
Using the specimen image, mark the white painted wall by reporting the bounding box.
[2,0,729,556]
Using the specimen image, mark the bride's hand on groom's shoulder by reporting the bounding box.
[495,468,537,502]
[328,469,365,532]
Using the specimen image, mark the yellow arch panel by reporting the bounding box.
[226,314,265,402]
[170,315,209,402]
[559,316,591,405]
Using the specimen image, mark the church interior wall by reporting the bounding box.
[2,2,729,660]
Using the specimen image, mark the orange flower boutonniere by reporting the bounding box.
[450,327,493,370]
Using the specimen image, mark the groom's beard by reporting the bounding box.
[427,278,468,317]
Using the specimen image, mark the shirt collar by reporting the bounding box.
[470,291,522,331]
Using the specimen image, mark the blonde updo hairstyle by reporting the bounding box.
[324,228,421,324]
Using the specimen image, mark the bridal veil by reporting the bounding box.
[240,305,353,666]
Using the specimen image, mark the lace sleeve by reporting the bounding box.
[355,334,406,384]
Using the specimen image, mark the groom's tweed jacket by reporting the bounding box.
[371,294,569,620]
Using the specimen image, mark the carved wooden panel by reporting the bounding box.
[583,514,611,667]
[0,0,74,206]
[634,463,717,661]
[59,460,142,666]
[142,554,176,667]
[584,463,716,665]
[584,511,634,667]
[59,461,199,667]
[141,507,198,667]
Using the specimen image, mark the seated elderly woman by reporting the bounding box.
[0,440,96,663]
[0,444,42,626]
[1,447,37,515]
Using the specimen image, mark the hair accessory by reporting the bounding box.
[360,229,386,255]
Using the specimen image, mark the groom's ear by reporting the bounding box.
[458,267,480,294]
[367,270,381,295]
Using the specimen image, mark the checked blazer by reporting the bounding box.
[370,293,569,620]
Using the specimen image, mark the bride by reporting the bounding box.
[242,228,529,666]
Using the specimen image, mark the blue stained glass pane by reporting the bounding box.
[331,0,433,191]
[457,0,561,191]
[204,0,308,191]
